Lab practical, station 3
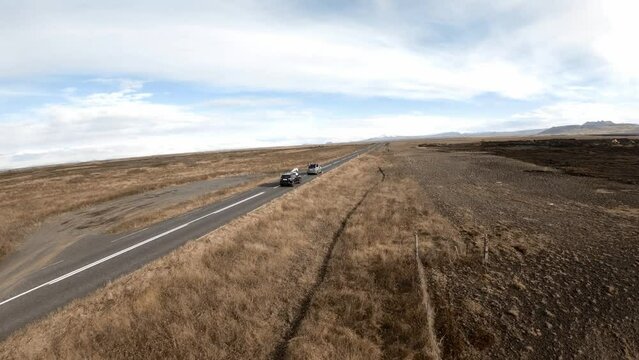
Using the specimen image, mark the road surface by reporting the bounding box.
[0,145,374,340]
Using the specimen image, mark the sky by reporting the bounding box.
[1,0,638,169]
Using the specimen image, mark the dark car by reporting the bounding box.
[279,172,301,186]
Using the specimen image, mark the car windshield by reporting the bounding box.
[309,164,316,168]
[281,174,290,179]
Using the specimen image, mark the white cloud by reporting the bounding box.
[0,87,49,98]
[206,96,295,108]
[0,86,330,169]
[513,101,639,127]
[1,1,636,103]
[0,84,503,169]
[593,0,639,80]
[0,1,561,101]
[320,113,496,141]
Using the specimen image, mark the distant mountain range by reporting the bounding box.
[367,121,639,142]
[538,121,639,135]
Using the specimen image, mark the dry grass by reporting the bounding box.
[0,150,461,359]
[1,143,501,359]
[284,162,451,359]
[0,152,379,359]
[414,234,442,360]
[0,144,363,260]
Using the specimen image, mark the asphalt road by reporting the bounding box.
[0,145,375,340]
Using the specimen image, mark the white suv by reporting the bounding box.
[307,163,322,175]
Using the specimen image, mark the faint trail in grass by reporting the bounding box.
[415,233,442,360]
[272,173,382,360]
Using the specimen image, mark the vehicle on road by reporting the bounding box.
[279,172,301,186]
[307,163,322,175]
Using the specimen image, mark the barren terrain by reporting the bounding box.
[401,139,639,358]
[420,137,639,184]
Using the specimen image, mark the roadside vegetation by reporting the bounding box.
[0,152,382,358]
[0,144,362,261]
[283,164,455,359]
[1,149,465,359]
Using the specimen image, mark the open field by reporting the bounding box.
[1,137,637,358]
[1,152,445,358]
[0,144,363,261]
[285,162,450,360]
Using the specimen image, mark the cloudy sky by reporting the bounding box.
[1,0,638,169]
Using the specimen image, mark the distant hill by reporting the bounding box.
[366,121,639,142]
[539,121,639,135]
[366,129,542,142]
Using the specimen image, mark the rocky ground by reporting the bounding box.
[393,140,639,359]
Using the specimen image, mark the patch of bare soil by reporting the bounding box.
[0,175,254,298]
[395,142,639,359]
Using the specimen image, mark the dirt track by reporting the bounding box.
[394,142,639,358]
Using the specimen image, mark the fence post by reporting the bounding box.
[483,234,489,265]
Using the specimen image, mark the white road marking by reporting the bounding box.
[0,283,49,307]
[0,191,266,307]
[111,227,149,243]
[273,185,280,188]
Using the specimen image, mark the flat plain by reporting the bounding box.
[1,138,638,359]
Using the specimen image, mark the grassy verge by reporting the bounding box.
[283,161,453,359]
[0,153,379,359]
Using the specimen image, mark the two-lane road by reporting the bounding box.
[0,145,375,340]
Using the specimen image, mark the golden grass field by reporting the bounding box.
[284,164,448,360]
[0,150,454,359]
[0,144,362,261]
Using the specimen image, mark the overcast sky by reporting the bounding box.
[1,0,638,169]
